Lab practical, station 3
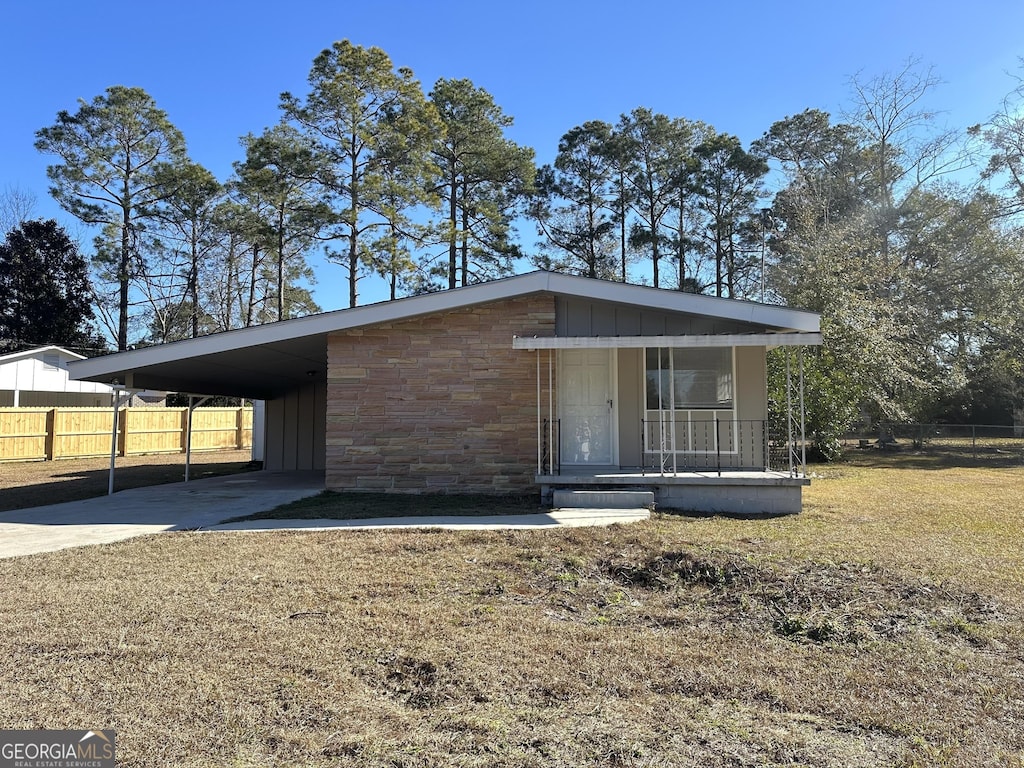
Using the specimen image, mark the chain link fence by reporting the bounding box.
[842,423,1024,465]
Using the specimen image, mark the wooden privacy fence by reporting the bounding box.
[0,407,253,462]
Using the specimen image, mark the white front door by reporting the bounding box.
[559,349,616,466]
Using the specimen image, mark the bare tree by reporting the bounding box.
[0,185,37,235]
[845,57,973,261]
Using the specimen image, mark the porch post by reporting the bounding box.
[669,348,677,475]
[785,348,795,476]
[536,350,541,474]
[548,350,554,474]
[799,346,807,475]
[657,349,665,473]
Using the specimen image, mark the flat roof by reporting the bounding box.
[69,271,821,399]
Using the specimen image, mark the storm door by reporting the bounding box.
[559,349,617,466]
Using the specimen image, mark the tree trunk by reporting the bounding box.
[348,136,359,308]
[619,172,628,283]
[190,225,200,338]
[677,193,686,291]
[649,200,660,288]
[277,206,286,320]
[118,205,131,351]
[246,245,259,327]
[460,184,469,287]
[448,171,458,290]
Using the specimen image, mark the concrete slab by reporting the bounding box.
[0,470,325,559]
[0,468,650,558]
[208,508,650,532]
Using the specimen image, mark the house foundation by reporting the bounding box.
[539,471,808,515]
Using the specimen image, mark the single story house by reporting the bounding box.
[69,272,822,514]
[0,345,164,407]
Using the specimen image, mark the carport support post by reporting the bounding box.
[184,395,211,482]
[108,386,127,495]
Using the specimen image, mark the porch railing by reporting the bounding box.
[541,418,560,475]
[634,418,801,477]
[540,418,803,477]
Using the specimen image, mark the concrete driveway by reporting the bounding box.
[0,471,325,559]
[0,471,651,560]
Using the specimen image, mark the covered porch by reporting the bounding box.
[515,332,820,515]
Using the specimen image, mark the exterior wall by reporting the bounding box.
[264,381,327,471]
[734,346,767,422]
[616,348,643,467]
[556,297,761,337]
[733,345,768,469]
[326,295,556,494]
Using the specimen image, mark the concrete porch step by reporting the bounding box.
[552,489,655,510]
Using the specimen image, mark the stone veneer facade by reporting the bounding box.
[326,294,556,494]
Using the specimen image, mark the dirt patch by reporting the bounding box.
[598,549,1000,645]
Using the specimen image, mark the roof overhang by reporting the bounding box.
[0,345,87,364]
[68,272,822,399]
[512,333,823,350]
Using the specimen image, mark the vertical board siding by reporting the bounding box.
[261,381,326,472]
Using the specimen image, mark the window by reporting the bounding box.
[645,347,733,409]
[42,353,60,371]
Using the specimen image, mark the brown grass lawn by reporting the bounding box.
[0,456,1021,767]
[0,450,255,512]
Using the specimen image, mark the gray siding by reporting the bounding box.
[556,297,764,337]
[616,348,643,467]
[263,380,327,471]
[734,346,767,422]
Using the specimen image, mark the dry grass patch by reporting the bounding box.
[0,459,1022,767]
[224,490,546,523]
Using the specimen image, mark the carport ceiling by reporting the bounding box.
[93,335,328,400]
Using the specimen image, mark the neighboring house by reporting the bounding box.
[69,272,822,513]
[0,346,166,408]
[0,346,131,407]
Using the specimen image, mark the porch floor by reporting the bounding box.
[536,469,808,516]
[537,469,809,487]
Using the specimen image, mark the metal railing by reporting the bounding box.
[541,418,560,475]
[535,418,802,478]
[640,418,798,476]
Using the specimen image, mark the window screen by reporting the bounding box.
[645,347,733,409]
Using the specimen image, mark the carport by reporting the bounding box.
[69,312,338,491]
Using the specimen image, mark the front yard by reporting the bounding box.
[0,457,1020,767]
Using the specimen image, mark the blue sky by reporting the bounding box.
[2,0,1023,309]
